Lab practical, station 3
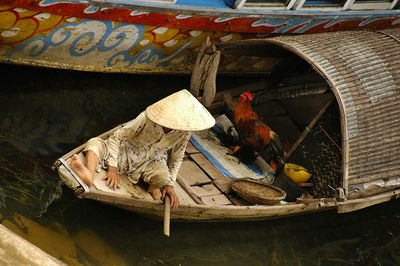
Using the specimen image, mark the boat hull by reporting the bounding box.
[0,3,267,74]
[1,0,400,74]
[82,190,336,222]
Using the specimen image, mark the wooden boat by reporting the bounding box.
[1,0,400,74]
[54,28,400,221]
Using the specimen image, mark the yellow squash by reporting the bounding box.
[284,163,312,183]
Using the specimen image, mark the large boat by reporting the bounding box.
[1,0,400,74]
[54,28,400,223]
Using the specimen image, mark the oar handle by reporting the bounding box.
[163,195,171,237]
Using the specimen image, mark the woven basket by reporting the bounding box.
[231,178,286,205]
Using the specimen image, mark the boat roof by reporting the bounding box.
[204,28,400,200]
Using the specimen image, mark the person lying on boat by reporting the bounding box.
[69,89,215,208]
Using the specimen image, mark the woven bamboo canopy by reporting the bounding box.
[204,29,400,200]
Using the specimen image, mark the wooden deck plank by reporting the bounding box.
[186,144,251,206]
[176,174,204,204]
[213,176,233,194]
[173,181,197,205]
[178,160,211,186]
[201,194,232,205]
[212,176,254,206]
[190,183,233,206]
[191,184,222,197]
[227,195,253,206]
[189,153,225,180]
[186,142,200,154]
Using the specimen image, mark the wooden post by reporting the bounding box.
[284,98,333,161]
[163,195,171,237]
[190,37,210,97]
[190,37,220,107]
[202,50,220,107]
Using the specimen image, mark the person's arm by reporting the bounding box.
[166,132,191,185]
[105,112,146,189]
[158,133,190,208]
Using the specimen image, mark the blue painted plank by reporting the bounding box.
[176,0,230,8]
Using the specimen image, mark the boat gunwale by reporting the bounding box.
[80,184,338,221]
[79,182,400,221]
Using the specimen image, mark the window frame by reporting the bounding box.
[342,0,398,10]
[135,0,177,3]
[230,0,298,9]
[228,0,399,10]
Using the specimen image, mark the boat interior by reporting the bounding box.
[182,44,342,206]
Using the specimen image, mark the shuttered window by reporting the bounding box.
[225,0,399,9]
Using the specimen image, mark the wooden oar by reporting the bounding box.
[163,195,171,237]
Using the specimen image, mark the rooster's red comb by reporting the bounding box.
[240,91,254,102]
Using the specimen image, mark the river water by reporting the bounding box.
[1,63,399,265]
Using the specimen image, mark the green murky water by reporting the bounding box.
[1,63,399,265]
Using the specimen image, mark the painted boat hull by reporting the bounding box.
[1,0,400,74]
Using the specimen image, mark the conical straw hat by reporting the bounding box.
[145,89,215,131]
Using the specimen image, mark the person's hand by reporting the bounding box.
[150,189,162,200]
[103,166,120,190]
[161,185,179,208]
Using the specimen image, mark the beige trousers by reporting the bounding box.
[83,137,169,192]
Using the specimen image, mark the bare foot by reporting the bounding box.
[70,154,94,186]
[150,189,162,200]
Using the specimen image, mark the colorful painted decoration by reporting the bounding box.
[1,0,399,74]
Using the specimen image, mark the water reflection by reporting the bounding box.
[0,63,399,265]
[0,148,62,218]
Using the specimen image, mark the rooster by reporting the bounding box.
[215,114,258,164]
[231,91,284,169]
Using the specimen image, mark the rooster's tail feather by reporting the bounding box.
[267,131,284,159]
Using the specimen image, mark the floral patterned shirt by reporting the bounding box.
[106,112,190,186]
